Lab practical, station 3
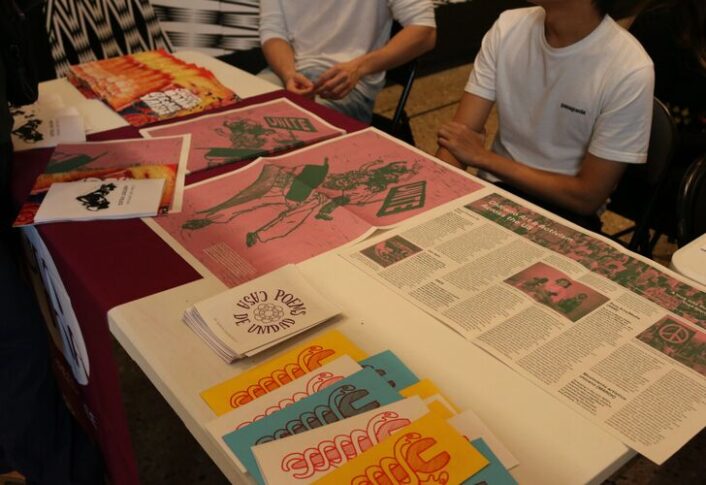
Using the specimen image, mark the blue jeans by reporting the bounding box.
[258,67,375,123]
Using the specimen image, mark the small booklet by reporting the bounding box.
[184,265,341,363]
[251,396,429,484]
[206,355,362,472]
[34,178,164,223]
[221,367,402,483]
[312,412,489,485]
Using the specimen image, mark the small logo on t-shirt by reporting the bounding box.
[560,103,586,115]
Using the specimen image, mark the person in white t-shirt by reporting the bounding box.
[258,0,436,123]
[436,0,654,230]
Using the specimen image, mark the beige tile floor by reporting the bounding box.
[112,65,704,484]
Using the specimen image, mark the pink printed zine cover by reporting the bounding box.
[142,98,345,173]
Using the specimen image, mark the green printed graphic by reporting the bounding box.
[265,116,317,132]
[377,180,426,217]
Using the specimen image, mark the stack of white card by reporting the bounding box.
[183,265,341,363]
[11,93,86,151]
[34,178,165,223]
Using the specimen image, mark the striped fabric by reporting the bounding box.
[46,0,172,77]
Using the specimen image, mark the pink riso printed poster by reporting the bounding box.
[141,98,345,173]
[147,128,484,287]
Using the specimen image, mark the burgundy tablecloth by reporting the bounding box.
[11,89,365,484]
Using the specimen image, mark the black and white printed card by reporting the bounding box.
[34,178,165,223]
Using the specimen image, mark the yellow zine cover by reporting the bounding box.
[401,379,460,414]
[313,412,488,485]
[201,330,367,415]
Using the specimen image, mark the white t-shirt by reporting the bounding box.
[259,0,436,101]
[466,7,654,176]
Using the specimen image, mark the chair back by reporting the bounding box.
[645,97,678,186]
[676,156,706,246]
[371,21,418,143]
[386,60,417,132]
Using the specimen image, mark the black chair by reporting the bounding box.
[605,97,678,255]
[371,60,417,144]
[371,22,419,145]
[676,156,706,246]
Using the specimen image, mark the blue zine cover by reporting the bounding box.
[360,350,419,390]
[223,367,402,483]
[463,438,518,485]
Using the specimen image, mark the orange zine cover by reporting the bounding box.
[68,50,239,126]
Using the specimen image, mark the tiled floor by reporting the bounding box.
[114,65,705,484]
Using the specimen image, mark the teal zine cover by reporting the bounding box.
[463,438,518,485]
[222,367,402,483]
[360,350,419,390]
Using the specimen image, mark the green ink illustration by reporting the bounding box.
[377,180,426,217]
[45,152,108,174]
[182,158,423,246]
[264,116,317,133]
[204,118,310,167]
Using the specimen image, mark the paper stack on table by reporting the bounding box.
[34,178,165,223]
[200,329,519,484]
[11,93,86,151]
[13,136,189,226]
[183,265,341,363]
[67,49,238,127]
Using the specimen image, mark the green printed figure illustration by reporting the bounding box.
[205,118,303,166]
[182,158,422,246]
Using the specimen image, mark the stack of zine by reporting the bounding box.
[183,265,341,362]
[67,50,238,126]
[201,329,520,484]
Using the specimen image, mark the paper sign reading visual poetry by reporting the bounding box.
[142,98,345,173]
[146,128,483,287]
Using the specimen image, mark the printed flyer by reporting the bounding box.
[145,127,483,287]
[14,136,190,226]
[142,98,345,173]
[68,50,238,126]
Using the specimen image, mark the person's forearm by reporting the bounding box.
[353,25,436,77]
[435,147,465,170]
[262,38,298,83]
[475,151,611,215]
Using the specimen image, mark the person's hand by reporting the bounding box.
[284,73,315,97]
[314,61,362,99]
[437,121,488,168]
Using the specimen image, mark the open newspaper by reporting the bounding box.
[343,188,706,465]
